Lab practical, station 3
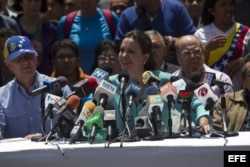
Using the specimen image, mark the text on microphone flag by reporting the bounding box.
[100,80,117,94]
[148,94,163,104]
[91,68,109,84]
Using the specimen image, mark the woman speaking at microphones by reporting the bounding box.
[106,30,210,141]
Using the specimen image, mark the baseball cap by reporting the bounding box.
[3,35,37,60]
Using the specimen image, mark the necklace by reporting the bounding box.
[146,11,158,23]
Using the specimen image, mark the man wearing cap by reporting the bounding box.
[0,35,72,139]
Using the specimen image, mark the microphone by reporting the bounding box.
[177,82,196,138]
[71,77,98,98]
[191,71,202,84]
[94,80,117,108]
[55,95,80,123]
[160,76,179,137]
[142,71,160,88]
[70,101,96,143]
[47,95,80,140]
[172,78,186,93]
[212,79,238,137]
[170,76,179,82]
[101,65,113,75]
[194,83,218,110]
[160,82,178,109]
[124,79,141,107]
[91,65,112,84]
[85,106,105,144]
[31,76,67,96]
[191,71,216,87]
[43,88,64,128]
[74,101,96,125]
[121,79,141,140]
[147,86,164,124]
[213,79,232,87]
[103,105,118,145]
[145,85,164,140]
[194,83,218,136]
[134,115,151,138]
[118,71,130,96]
[200,72,216,86]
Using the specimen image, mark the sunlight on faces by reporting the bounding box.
[176,36,204,78]
[119,37,149,77]
[5,53,38,77]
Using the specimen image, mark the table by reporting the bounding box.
[1,132,250,167]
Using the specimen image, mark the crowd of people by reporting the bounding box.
[0,0,250,140]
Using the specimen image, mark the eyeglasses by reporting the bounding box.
[97,55,118,62]
[55,54,77,62]
[179,48,202,57]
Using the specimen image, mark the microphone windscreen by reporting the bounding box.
[118,71,130,82]
[190,71,202,84]
[57,76,68,87]
[170,76,179,83]
[100,65,113,75]
[84,101,96,112]
[51,88,63,97]
[147,85,159,95]
[92,106,104,115]
[84,77,98,93]
[66,95,80,110]
[185,81,197,91]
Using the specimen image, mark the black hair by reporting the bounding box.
[90,39,120,73]
[201,0,235,25]
[124,30,157,71]
[12,0,48,13]
[51,39,79,59]
[0,28,18,37]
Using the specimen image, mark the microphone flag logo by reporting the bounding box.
[198,87,208,97]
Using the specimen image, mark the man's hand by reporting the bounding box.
[199,117,210,134]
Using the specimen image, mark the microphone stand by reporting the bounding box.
[41,93,46,136]
[121,93,127,125]
[167,96,173,136]
[179,99,200,138]
[31,94,57,142]
[144,109,164,141]
[120,106,132,147]
[164,96,180,138]
[120,97,137,147]
[218,85,239,137]
[204,98,224,138]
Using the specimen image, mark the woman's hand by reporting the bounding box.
[205,35,227,52]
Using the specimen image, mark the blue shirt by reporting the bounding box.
[115,0,196,65]
[0,72,72,138]
[109,70,209,133]
[56,8,119,74]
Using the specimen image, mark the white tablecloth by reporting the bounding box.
[1,132,250,167]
